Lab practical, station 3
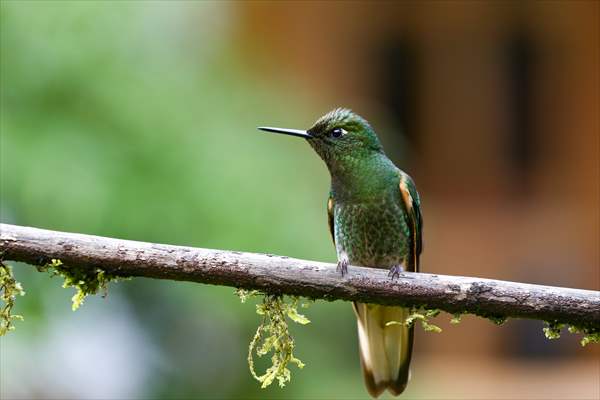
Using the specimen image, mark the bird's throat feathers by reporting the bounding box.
[329,152,399,202]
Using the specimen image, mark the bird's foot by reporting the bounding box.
[336,259,349,277]
[388,264,405,280]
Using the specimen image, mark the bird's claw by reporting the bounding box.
[337,259,349,277]
[388,264,405,280]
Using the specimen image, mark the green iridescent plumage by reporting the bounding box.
[260,108,423,398]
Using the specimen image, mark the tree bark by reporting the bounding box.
[1,223,598,328]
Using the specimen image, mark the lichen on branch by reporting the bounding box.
[237,289,310,388]
[385,307,444,333]
[38,258,125,310]
[543,321,600,346]
[0,260,25,335]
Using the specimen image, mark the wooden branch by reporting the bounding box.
[1,223,598,328]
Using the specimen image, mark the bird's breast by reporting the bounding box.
[334,197,410,269]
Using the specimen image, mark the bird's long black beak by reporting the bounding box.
[258,126,312,139]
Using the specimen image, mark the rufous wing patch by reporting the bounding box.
[399,177,413,212]
[327,196,335,245]
[399,173,418,272]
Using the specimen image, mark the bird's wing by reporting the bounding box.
[398,171,423,272]
[327,194,335,245]
[355,173,424,398]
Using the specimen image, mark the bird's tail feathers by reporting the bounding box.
[353,302,414,398]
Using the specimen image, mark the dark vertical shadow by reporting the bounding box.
[506,30,537,195]
[374,36,421,165]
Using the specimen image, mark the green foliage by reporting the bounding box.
[237,289,310,388]
[386,308,442,333]
[450,313,463,324]
[543,321,563,340]
[567,325,600,347]
[38,259,124,310]
[0,261,25,335]
[237,289,260,304]
[386,309,598,348]
[580,334,598,346]
[0,1,330,397]
[487,315,508,326]
[542,321,599,346]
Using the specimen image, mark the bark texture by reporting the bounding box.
[1,223,598,328]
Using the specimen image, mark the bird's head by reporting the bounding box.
[259,108,383,171]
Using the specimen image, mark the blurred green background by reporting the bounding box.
[1,2,598,399]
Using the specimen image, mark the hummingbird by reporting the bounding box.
[259,108,423,397]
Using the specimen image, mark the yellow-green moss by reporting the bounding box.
[386,307,443,333]
[450,313,463,324]
[236,289,310,388]
[566,324,599,346]
[38,259,125,310]
[0,261,25,335]
[543,321,563,340]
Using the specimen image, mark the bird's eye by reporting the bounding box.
[331,128,346,138]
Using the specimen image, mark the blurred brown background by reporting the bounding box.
[239,2,600,398]
[1,1,598,399]
[238,2,600,399]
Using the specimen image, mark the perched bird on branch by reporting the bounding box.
[260,108,423,397]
